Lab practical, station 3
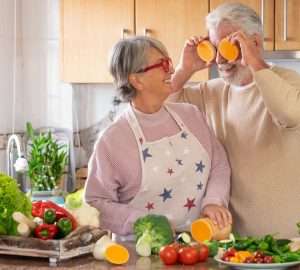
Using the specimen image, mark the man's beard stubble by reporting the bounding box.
[218,63,253,86]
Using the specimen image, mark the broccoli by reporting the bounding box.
[133,214,174,256]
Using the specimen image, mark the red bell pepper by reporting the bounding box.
[34,224,58,240]
[32,201,77,230]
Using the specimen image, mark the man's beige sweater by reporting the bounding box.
[175,66,300,237]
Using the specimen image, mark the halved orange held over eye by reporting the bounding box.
[197,40,216,63]
[104,244,130,265]
[218,38,239,61]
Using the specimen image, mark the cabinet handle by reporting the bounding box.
[283,0,288,41]
[121,29,129,39]
[144,28,151,36]
[260,0,264,29]
[261,0,266,41]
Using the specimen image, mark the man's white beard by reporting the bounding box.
[218,63,252,86]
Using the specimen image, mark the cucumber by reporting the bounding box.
[177,232,192,244]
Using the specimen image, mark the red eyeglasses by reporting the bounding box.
[137,57,173,73]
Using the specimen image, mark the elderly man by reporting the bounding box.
[171,3,300,238]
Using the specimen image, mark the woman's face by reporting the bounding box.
[137,47,174,102]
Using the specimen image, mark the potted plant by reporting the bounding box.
[26,122,68,194]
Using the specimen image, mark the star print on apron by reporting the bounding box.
[126,104,211,231]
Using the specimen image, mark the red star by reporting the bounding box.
[184,198,196,211]
[145,202,154,211]
[167,168,174,175]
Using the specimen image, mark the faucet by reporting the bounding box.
[6,134,29,192]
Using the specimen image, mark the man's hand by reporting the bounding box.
[201,204,232,229]
[171,36,212,93]
[229,31,269,72]
[178,36,212,73]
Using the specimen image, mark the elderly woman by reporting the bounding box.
[84,36,231,236]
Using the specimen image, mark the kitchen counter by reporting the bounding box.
[0,242,222,270]
[1,243,300,270]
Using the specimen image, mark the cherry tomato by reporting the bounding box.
[198,244,209,262]
[225,247,237,257]
[159,245,178,265]
[178,246,199,265]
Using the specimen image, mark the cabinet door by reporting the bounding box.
[275,0,300,50]
[136,0,209,81]
[60,0,134,83]
[210,0,274,50]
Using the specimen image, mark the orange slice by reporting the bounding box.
[104,244,129,265]
[190,218,214,242]
[218,38,239,61]
[197,40,216,63]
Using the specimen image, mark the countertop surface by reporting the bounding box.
[1,243,300,270]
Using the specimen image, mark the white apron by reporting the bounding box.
[126,104,211,232]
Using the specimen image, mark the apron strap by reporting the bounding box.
[126,104,146,145]
[164,103,188,131]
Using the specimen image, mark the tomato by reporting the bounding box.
[159,245,178,265]
[198,244,209,262]
[178,246,199,265]
[169,242,182,252]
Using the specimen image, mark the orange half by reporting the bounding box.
[197,40,216,63]
[190,218,214,243]
[218,38,239,61]
[105,244,129,265]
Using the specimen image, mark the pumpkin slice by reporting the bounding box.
[190,218,214,242]
[218,38,239,61]
[197,40,216,63]
[104,244,129,265]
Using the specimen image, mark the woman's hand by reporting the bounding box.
[201,204,232,229]
[171,36,213,93]
[177,36,212,74]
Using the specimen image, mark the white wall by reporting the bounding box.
[0,0,119,172]
[0,0,74,172]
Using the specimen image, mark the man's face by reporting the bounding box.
[209,22,252,86]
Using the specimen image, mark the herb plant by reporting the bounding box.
[26,122,68,191]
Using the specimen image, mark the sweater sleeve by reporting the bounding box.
[254,67,300,128]
[84,137,145,236]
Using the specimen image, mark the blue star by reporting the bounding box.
[181,132,188,139]
[142,148,152,162]
[176,159,183,166]
[197,182,203,190]
[159,188,172,202]
[195,161,205,173]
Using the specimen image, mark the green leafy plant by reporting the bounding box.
[26,122,68,191]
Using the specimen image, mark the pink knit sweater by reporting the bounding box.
[84,102,230,235]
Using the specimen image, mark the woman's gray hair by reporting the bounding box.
[109,36,169,102]
[206,3,263,36]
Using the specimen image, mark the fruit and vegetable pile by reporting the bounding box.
[31,200,77,239]
[0,174,101,241]
[218,234,300,264]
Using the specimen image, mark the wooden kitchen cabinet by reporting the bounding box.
[60,0,134,83]
[210,0,275,50]
[210,0,300,51]
[135,0,209,82]
[60,0,209,83]
[275,0,300,50]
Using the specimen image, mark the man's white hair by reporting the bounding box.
[206,3,263,36]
